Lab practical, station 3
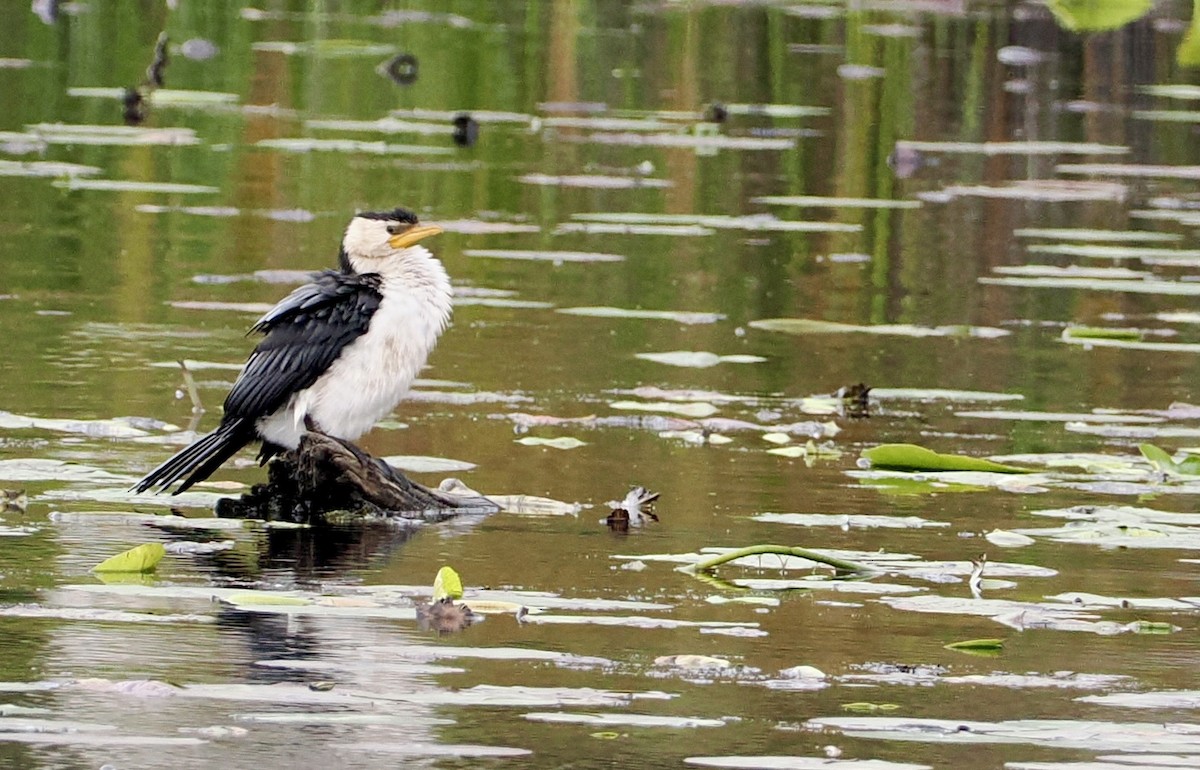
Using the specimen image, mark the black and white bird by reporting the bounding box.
[134,207,451,494]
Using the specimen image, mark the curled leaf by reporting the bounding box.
[433,566,464,601]
[861,444,1034,473]
[92,543,165,573]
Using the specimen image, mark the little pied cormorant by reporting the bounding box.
[133,207,451,494]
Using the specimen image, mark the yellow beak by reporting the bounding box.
[389,224,443,249]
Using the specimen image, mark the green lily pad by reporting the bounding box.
[92,543,166,574]
[861,444,1034,474]
[944,638,1005,652]
[433,566,464,601]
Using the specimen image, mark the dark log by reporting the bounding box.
[215,432,498,525]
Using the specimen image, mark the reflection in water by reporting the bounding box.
[2,1,1200,768]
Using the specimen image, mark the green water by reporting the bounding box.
[2,2,1200,768]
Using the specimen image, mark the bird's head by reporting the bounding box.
[340,207,443,271]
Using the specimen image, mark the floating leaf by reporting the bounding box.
[223,592,312,606]
[465,249,624,263]
[750,318,1008,339]
[984,530,1036,547]
[861,444,1034,474]
[558,306,725,324]
[944,638,1005,651]
[610,401,719,418]
[654,655,731,669]
[514,436,587,449]
[636,351,766,368]
[841,702,902,712]
[751,195,920,209]
[1014,227,1180,242]
[92,543,166,573]
[432,566,463,601]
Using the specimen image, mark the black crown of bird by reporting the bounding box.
[133,207,450,495]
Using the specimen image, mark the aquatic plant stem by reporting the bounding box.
[678,544,873,576]
[177,360,204,415]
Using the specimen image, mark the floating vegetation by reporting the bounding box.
[1013,227,1180,242]
[992,265,1151,279]
[636,351,766,368]
[686,757,931,769]
[980,275,1200,296]
[380,455,477,473]
[255,138,454,155]
[571,132,794,151]
[514,436,587,449]
[869,388,1024,403]
[751,195,921,209]
[436,219,540,234]
[92,543,166,573]
[1027,244,1200,260]
[170,300,274,314]
[954,409,1163,424]
[805,716,1200,752]
[558,306,725,324]
[1060,332,1200,353]
[0,160,100,178]
[1057,162,1200,180]
[464,249,624,263]
[51,179,219,194]
[524,711,725,728]
[895,139,1128,156]
[571,212,861,234]
[68,86,239,105]
[253,40,397,57]
[305,116,450,135]
[518,173,671,189]
[0,411,159,439]
[753,513,948,529]
[939,180,1127,202]
[611,401,719,418]
[861,444,1033,473]
[749,318,1009,339]
[554,222,715,236]
[26,122,199,146]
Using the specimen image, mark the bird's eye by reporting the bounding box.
[386,224,399,235]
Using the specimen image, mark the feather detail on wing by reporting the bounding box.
[222,270,384,420]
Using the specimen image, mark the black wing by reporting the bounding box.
[222,270,384,420]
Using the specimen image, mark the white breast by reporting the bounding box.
[256,247,452,449]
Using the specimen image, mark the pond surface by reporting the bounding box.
[3,1,1200,768]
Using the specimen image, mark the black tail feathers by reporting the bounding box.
[132,419,254,495]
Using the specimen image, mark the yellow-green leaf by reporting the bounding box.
[92,543,165,573]
[861,444,1033,474]
[944,638,1005,651]
[432,566,463,601]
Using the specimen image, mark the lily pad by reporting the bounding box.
[432,567,464,601]
[1014,227,1180,242]
[686,758,930,769]
[525,712,725,728]
[92,543,166,574]
[636,351,767,368]
[751,195,920,209]
[861,444,1034,473]
[514,436,587,449]
[558,307,725,324]
[465,249,624,263]
[750,318,1008,339]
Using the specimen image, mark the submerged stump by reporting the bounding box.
[215,432,498,525]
